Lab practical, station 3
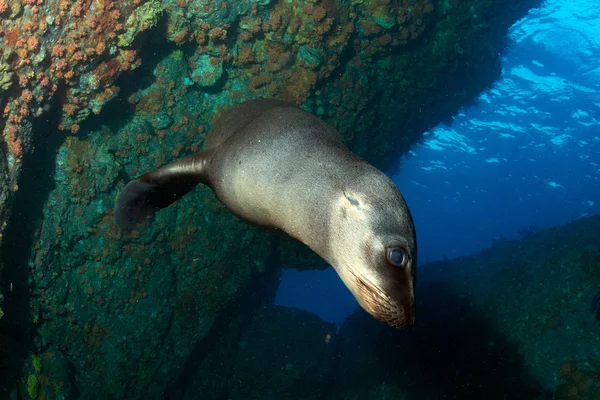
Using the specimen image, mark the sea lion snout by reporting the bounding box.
[345,259,417,328]
[329,180,417,328]
[384,285,417,328]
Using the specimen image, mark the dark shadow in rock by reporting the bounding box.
[77,15,180,138]
[590,290,600,321]
[326,279,545,400]
[162,243,282,400]
[225,304,337,400]
[0,88,66,395]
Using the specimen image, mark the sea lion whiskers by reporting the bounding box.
[344,263,406,327]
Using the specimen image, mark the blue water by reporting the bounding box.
[275,0,600,326]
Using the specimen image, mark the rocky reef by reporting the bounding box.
[163,214,600,400]
[322,214,600,400]
[0,0,543,398]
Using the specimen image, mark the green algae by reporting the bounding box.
[190,54,224,88]
[298,45,323,68]
[118,0,164,47]
[0,60,13,92]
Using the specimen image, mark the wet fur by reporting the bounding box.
[115,99,417,327]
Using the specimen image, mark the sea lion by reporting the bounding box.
[115,98,417,328]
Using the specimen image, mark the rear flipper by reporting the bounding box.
[115,151,213,231]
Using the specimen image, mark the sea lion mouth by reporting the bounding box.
[347,268,415,328]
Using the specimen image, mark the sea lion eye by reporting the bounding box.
[387,248,407,266]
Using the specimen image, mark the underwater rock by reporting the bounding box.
[1,115,278,399]
[0,145,8,317]
[228,306,337,400]
[18,350,76,400]
[0,60,13,93]
[190,54,224,88]
[174,215,600,400]
[298,45,323,69]
[151,111,173,130]
[118,0,164,47]
[590,291,600,321]
[180,305,337,400]
[323,215,600,399]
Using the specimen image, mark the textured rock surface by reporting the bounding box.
[176,216,600,400]
[178,305,337,400]
[325,215,600,400]
[0,0,543,398]
[228,306,337,400]
[149,217,600,400]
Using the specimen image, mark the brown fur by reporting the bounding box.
[115,99,417,327]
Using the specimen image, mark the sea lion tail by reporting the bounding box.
[115,150,213,231]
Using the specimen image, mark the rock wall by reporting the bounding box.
[327,215,600,399]
[170,215,600,400]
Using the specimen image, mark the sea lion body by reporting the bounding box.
[115,99,417,328]
[207,100,358,243]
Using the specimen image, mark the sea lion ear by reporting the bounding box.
[343,191,361,209]
[114,149,214,231]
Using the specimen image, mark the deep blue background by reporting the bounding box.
[275,0,600,326]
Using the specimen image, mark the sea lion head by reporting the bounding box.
[329,170,417,328]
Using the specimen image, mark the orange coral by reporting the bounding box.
[95,42,106,55]
[6,126,23,159]
[21,89,33,103]
[312,6,327,22]
[208,26,228,42]
[63,103,77,116]
[237,47,255,64]
[52,44,66,57]
[18,75,29,87]
[555,357,597,399]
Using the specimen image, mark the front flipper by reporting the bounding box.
[115,150,214,231]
